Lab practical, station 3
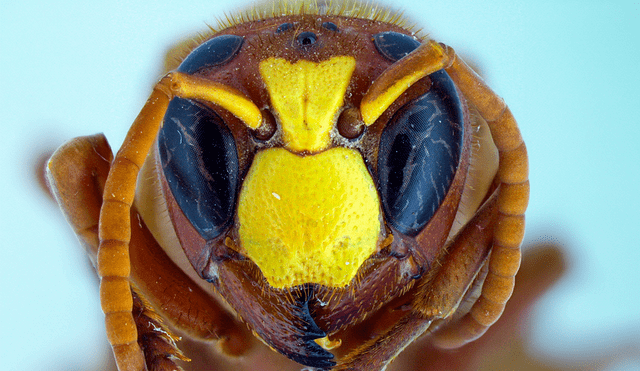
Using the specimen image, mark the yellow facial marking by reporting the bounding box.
[259,56,356,152]
[237,147,381,288]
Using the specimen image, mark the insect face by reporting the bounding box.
[47,3,528,370]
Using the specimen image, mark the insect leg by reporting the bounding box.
[47,134,188,370]
[48,133,252,370]
[47,134,113,263]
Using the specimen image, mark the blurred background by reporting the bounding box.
[1,0,639,370]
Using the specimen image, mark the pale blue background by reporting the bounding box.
[1,1,639,370]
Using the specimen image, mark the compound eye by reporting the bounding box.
[373,31,420,61]
[377,70,465,236]
[177,34,244,74]
[158,97,239,240]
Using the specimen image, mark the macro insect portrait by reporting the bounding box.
[47,1,528,370]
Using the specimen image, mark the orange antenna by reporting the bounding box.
[97,72,262,370]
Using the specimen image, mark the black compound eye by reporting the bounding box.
[373,31,420,61]
[276,22,293,33]
[177,35,244,74]
[158,97,239,240]
[377,70,465,236]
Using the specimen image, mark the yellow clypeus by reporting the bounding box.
[237,147,381,288]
